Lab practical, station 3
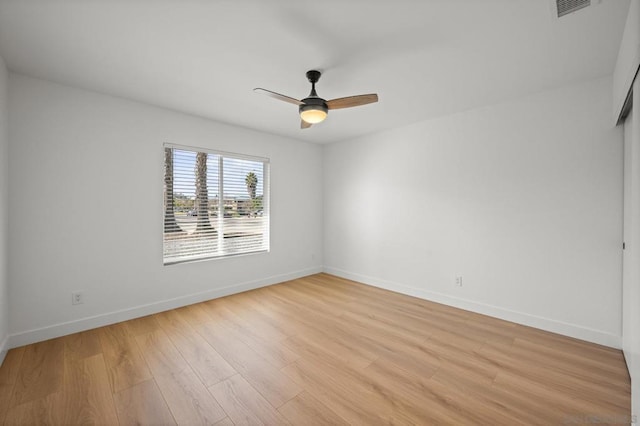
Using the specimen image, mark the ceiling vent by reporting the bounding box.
[555,0,592,17]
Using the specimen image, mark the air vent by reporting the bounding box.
[556,0,591,17]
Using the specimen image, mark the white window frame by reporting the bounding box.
[163,143,270,265]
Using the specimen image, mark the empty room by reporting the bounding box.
[0,0,638,424]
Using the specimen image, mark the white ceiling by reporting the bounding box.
[0,0,630,144]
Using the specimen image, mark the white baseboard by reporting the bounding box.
[7,266,323,349]
[4,264,622,355]
[324,267,622,349]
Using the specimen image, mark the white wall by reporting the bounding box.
[0,55,9,361]
[613,0,638,123]
[324,76,623,347]
[7,74,323,346]
[623,79,640,419]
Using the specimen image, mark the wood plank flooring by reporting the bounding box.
[0,273,631,425]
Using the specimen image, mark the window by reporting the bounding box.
[163,144,269,265]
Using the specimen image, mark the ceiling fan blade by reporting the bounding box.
[301,120,312,129]
[254,88,303,106]
[327,94,378,110]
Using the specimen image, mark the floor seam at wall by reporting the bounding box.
[7,266,323,349]
[6,264,622,351]
[0,333,8,365]
[323,266,622,349]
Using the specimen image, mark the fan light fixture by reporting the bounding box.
[300,104,328,124]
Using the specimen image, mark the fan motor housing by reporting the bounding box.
[299,97,328,115]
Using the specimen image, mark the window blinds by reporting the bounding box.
[163,145,269,265]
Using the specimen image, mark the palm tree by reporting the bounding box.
[195,152,213,232]
[163,147,180,232]
[245,171,258,216]
[245,172,258,200]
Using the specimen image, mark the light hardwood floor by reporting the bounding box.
[0,273,631,425]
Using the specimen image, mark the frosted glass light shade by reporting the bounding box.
[300,108,327,124]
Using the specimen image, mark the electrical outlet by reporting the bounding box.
[455,276,463,287]
[72,291,84,305]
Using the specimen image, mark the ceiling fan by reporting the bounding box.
[254,70,378,129]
